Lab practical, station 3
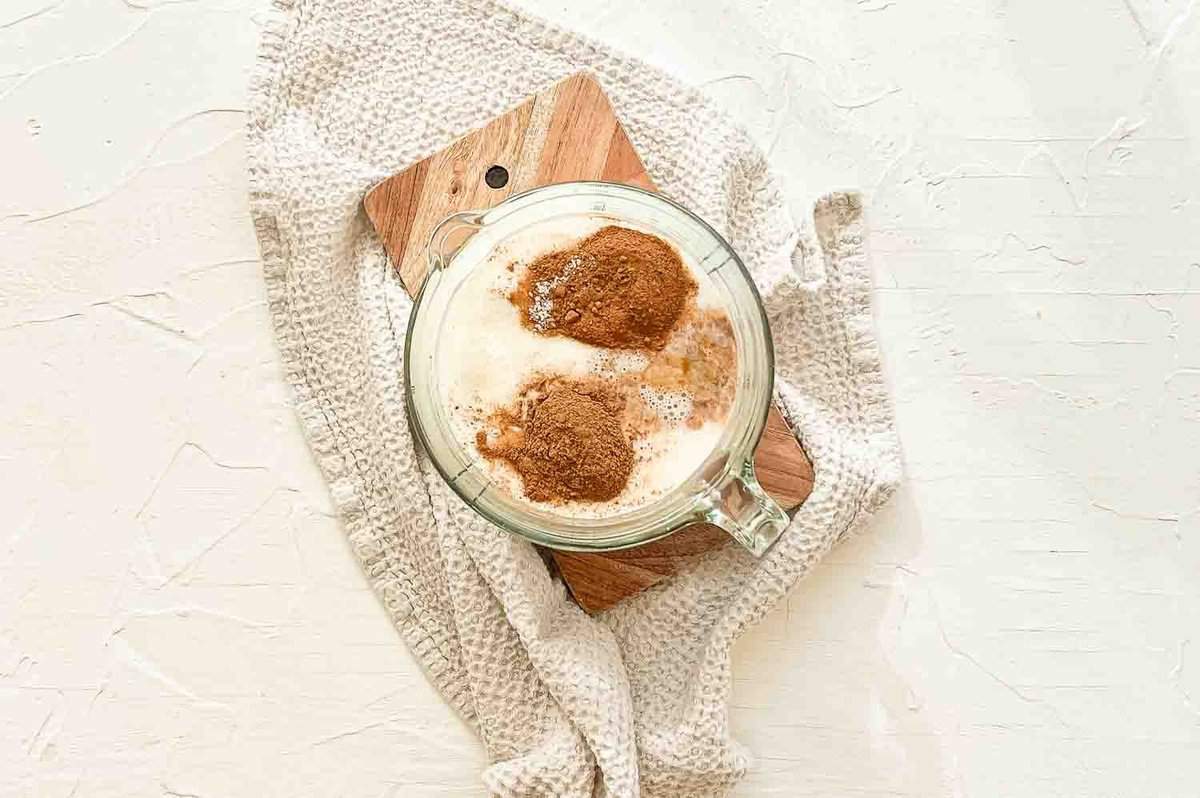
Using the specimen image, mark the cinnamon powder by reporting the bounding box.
[476,379,633,503]
[511,226,697,351]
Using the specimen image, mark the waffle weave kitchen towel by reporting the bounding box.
[247,1,901,795]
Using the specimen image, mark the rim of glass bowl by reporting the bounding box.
[403,181,777,552]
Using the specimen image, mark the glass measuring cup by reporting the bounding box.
[404,182,789,555]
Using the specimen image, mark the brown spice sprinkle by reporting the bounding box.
[642,307,737,426]
[476,378,634,503]
[511,226,697,351]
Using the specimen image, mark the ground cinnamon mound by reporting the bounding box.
[511,226,697,351]
[476,380,634,503]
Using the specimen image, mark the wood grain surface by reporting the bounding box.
[364,74,653,295]
[364,73,813,612]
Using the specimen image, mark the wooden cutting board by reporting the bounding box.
[364,72,814,613]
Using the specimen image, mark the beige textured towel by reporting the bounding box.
[247,1,901,795]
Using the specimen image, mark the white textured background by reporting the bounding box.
[2,0,1198,795]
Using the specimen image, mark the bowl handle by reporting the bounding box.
[701,461,790,556]
[427,211,485,274]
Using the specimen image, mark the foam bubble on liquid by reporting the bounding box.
[612,351,649,373]
[584,350,649,379]
[638,385,694,426]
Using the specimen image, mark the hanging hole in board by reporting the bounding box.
[485,165,509,189]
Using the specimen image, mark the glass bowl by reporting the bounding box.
[405,182,788,555]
